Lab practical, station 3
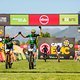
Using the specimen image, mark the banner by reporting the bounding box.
[10,15,29,25]
[0,14,79,26]
[79,14,80,25]
[29,14,59,26]
[0,14,10,26]
[60,14,78,25]
[0,26,4,37]
[38,38,75,59]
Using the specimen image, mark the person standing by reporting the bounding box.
[56,45,61,62]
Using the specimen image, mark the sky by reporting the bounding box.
[0,0,80,14]
[0,0,80,30]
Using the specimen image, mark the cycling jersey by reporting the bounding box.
[3,37,14,49]
[56,45,61,52]
[43,47,48,53]
[26,34,39,45]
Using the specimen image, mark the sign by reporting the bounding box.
[39,15,49,25]
[0,14,10,26]
[38,38,75,59]
[40,43,50,54]
[51,43,62,54]
[0,26,4,37]
[29,14,59,26]
[10,15,29,25]
[79,14,80,25]
[60,14,78,25]
[0,14,79,26]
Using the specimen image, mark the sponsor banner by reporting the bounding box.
[0,26,4,37]
[60,14,78,25]
[40,43,50,54]
[79,14,80,25]
[29,14,59,26]
[10,15,29,25]
[0,14,10,26]
[38,38,75,59]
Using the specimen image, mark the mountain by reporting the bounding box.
[53,26,80,41]
[5,26,62,42]
[39,27,61,36]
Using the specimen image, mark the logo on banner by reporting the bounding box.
[62,18,75,21]
[51,43,62,54]
[0,29,3,35]
[39,15,49,25]
[0,17,7,22]
[40,43,50,54]
[10,15,29,25]
[12,18,27,22]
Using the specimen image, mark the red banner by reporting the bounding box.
[40,43,50,54]
[29,14,59,26]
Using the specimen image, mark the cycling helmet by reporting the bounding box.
[31,29,36,33]
[5,34,9,38]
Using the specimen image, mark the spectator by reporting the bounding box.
[56,45,61,62]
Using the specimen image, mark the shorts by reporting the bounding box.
[28,44,37,52]
[57,52,60,54]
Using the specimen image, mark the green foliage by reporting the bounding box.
[78,40,80,45]
[21,41,25,45]
[63,36,67,38]
[78,27,80,30]
[42,32,51,37]
[26,40,30,45]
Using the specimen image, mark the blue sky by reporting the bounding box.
[0,0,80,14]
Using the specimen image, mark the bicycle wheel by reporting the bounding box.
[31,62,34,69]
[29,62,31,69]
[44,53,47,62]
[44,55,46,62]
[5,55,9,69]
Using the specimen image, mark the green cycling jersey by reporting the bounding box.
[2,37,14,49]
[26,34,39,45]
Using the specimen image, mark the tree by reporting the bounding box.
[42,32,50,37]
[26,40,30,44]
[21,41,25,45]
[78,40,80,45]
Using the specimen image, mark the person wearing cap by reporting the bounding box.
[3,34,19,51]
[2,33,19,68]
[19,26,42,66]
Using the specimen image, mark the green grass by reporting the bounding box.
[0,73,80,80]
[0,60,80,73]
[0,60,80,80]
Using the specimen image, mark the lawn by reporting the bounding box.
[0,59,80,80]
[0,73,80,80]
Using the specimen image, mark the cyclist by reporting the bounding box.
[42,45,48,62]
[19,26,42,66]
[3,34,19,68]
